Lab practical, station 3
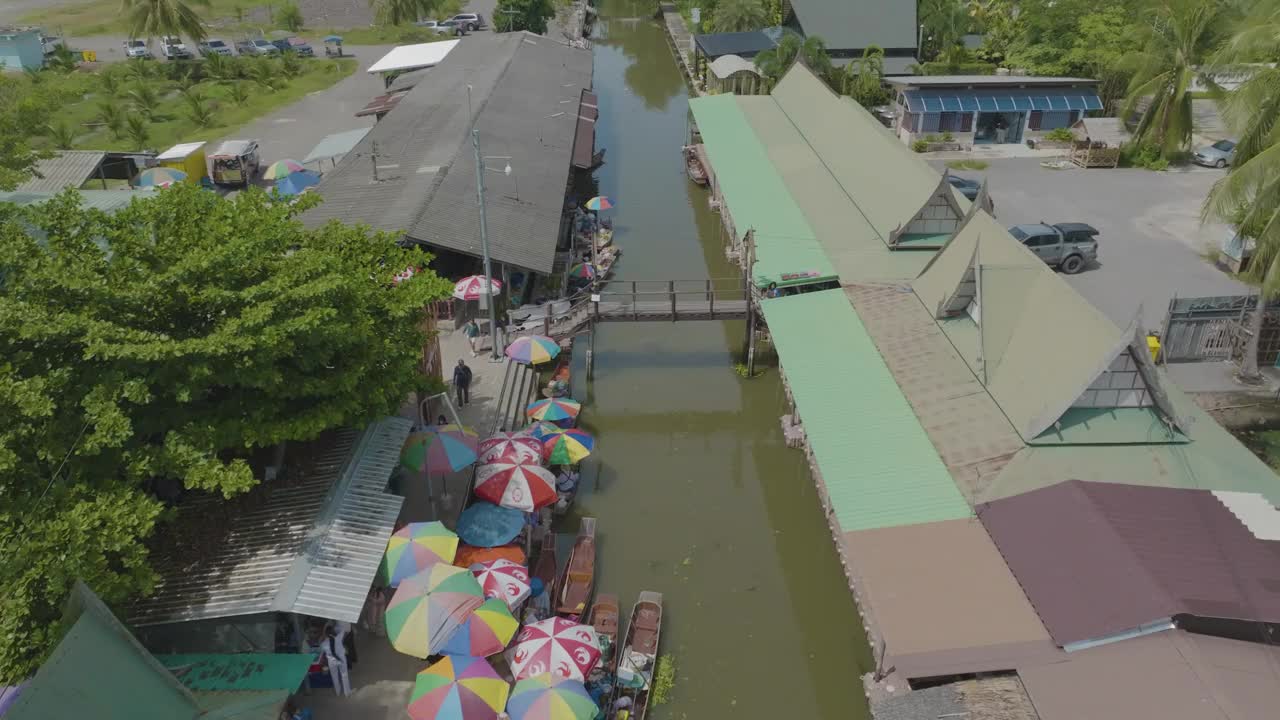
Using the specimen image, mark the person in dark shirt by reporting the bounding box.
[453,359,473,406]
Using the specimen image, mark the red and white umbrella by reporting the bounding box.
[506,617,601,681]
[478,433,543,465]
[470,558,532,611]
[474,462,557,512]
[453,275,502,301]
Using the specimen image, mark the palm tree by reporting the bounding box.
[97,100,127,139]
[713,0,767,32]
[1119,0,1228,160]
[183,88,216,127]
[45,120,78,150]
[126,115,150,150]
[1202,1,1280,381]
[228,81,251,106]
[919,0,969,59]
[369,0,441,26]
[128,83,161,119]
[754,34,833,89]
[100,69,123,96]
[121,0,211,43]
[845,45,887,108]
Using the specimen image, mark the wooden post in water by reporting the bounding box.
[745,301,758,377]
[586,325,596,380]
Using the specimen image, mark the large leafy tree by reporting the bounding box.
[0,75,52,190]
[754,34,834,88]
[919,0,970,59]
[1203,0,1280,381]
[713,0,767,32]
[1120,0,1230,158]
[0,186,451,679]
[845,45,888,108]
[370,0,444,26]
[121,0,211,43]
[495,0,556,34]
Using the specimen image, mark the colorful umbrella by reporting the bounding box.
[478,433,543,464]
[506,674,597,720]
[382,521,460,587]
[262,159,306,180]
[455,543,527,568]
[474,462,557,512]
[324,35,343,42]
[453,275,503,301]
[541,429,595,465]
[505,336,561,365]
[386,564,487,658]
[274,170,319,197]
[525,422,562,442]
[135,167,186,187]
[583,196,613,211]
[407,655,510,720]
[403,424,479,474]
[525,398,581,423]
[456,502,526,548]
[566,263,596,280]
[440,597,519,658]
[470,558,531,610]
[507,617,601,682]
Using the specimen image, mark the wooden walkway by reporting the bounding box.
[508,279,751,341]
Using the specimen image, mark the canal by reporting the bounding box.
[568,3,875,717]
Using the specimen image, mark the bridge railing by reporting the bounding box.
[505,278,749,339]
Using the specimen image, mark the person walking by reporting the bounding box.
[463,318,481,357]
[453,359,473,407]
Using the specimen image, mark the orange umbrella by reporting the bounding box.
[455,543,527,568]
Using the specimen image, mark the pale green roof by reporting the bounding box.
[762,290,972,531]
[0,189,155,213]
[688,94,836,287]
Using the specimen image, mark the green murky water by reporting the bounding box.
[565,4,874,718]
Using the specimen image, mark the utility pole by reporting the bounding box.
[472,128,501,362]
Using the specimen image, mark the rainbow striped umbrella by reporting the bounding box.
[440,597,519,657]
[541,429,595,465]
[526,398,581,423]
[583,196,612,211]
[386,564,486,658]
[506,674,596,720]
[505,336,560,365]
[407,656,510,720]
[403,424,479,474]
[135,167,186,187]
[382,521,459,587]
[262,159,306,180]
[566,263,595,280]
[525,422,561,442]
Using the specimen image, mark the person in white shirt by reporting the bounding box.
[324,621,354,697]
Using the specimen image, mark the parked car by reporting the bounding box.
[450,12,487,30]
[946,174,996,214]
[236,38,280,56]
[123,39,152,59]
[432,19,465,35]
[271,36,314,56]
[198,38,234,57]
[161,35,192,59]
[1193,139,1237,168]
[1008,222,1099,274]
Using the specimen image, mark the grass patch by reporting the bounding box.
[24,0,251,36]
[323,25,451,45]
[945,159,989,171]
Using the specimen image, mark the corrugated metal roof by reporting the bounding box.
[304,33,592,275]
[130,418,409,626]
[761,290,971,530]
[366,39,460,74]
[571,90,598,169]
[687,94,836,287]
[693,30,777,59]
[159,654,312,692]
[0,189,154,213]
[886,75,1097,88]
[787,0,917,51]
[842,519,1060,680]
[1019,630,1280,720]
[707,54,760,80]
[302,128,371,164]
[1213,491,1280,540]
[16,151,107,192]
[978,481,1280,647]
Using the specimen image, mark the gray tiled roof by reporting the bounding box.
[787,0,917,51]
[303,33,593,275]
[17,151,107,192]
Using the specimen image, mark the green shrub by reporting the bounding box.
[1043,127,1075,143]
[1119,142,1169,171]
[941,131,955,142]
[919,61,997,76]
[278,1,304,31]
[911,139,929,153]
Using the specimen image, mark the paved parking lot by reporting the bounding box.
[934,158,1250,329]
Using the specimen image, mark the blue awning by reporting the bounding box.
[903,89,1103,113]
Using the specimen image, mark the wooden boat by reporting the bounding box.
[556,517,597,618]
[587,593,620,674]
[683,144,708,186]
[531,532,558,604]
[610,591,664,720]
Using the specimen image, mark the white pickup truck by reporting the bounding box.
[161,36,192,60]
[123,39,153,59]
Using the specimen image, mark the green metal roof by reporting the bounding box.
[762,290,972,531]
[688,94,837,288]
[158,654,313,692]
[0,189,154,213]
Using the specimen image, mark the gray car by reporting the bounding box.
[1193,139,1236,168]
[1008,222,1099,274]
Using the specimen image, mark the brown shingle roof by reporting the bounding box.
[978,481,1280,647]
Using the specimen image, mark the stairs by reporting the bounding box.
[486,359,540,434]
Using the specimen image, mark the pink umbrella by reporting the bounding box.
[453,275,502,301]
[478,433,544,464]
[474,462,557,512]
[506,617,601,682]
[470,558,531,610]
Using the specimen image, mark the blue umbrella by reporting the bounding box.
[456,502,525,547]
[274,170,320,197]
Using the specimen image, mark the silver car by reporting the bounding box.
[1193,139,1236,168]
[1008,222,1099,274]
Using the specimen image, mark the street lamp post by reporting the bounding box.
[472,128,501,362]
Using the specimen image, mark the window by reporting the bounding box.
[1028,110,1042,131]
[959,113,974,132]
[1064,230,1097,244]
[920,113,941,133]
[1024,234,1058,247]
[939,112,958,132]
[1040,111,1073,130]
[1212,140,1236,152]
